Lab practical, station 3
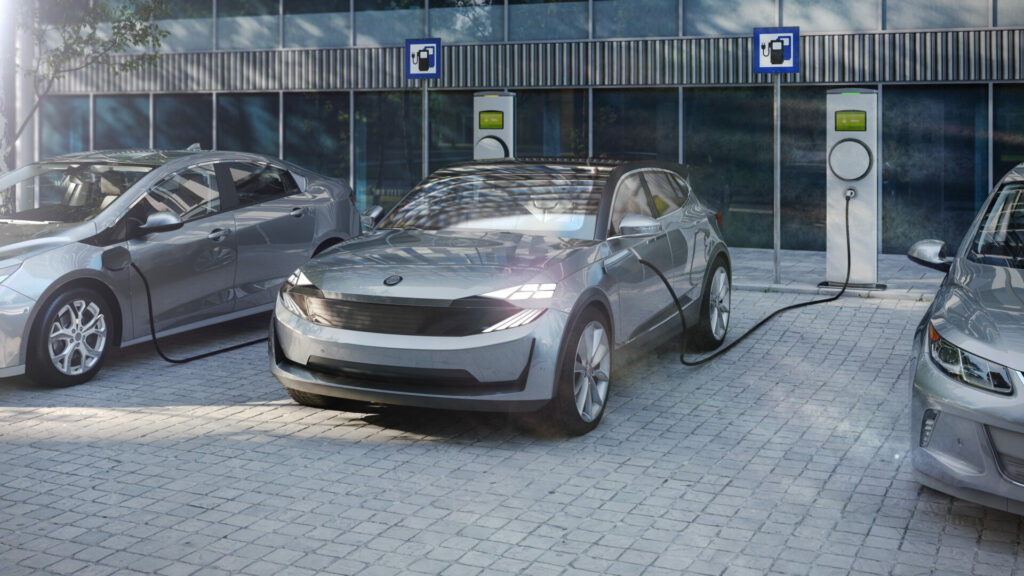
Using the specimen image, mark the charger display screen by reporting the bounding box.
[479,111,504,130]
[835,110,867,132]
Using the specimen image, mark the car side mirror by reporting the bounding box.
[618,214,663,238]
[361,205,384,230]
[907,239,953,273]
[136,211,184,237]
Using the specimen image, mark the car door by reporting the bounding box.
[126,163,238,338]
[602,171,675,346]
[224,162,316,310]
[642,170,698,299]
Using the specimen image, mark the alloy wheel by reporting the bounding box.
[573,321,610,423]
[709,267,731,341]
[48,299,107,376]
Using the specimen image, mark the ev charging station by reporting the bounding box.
[824,88,884,289]
[473,91,515,160]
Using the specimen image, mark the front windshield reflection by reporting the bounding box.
[968,184,1024,269]
[0,163,153,223]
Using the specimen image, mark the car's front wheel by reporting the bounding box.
[28,288,111,386]
[548,307,612,436]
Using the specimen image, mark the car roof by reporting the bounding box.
[42,149,203,167]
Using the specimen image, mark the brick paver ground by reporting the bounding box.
[1,291,1022,576]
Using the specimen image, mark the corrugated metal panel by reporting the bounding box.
[52,29,1024,94]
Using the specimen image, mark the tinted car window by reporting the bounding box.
[644,171,685,217]
[0,163,152,223]
[128,164,220,228]
[610,174,652,235]
[227,163,299,207]
[967,184,1024,269]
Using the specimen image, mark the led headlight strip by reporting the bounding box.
[483,309,545,333]
[484,284,556,300]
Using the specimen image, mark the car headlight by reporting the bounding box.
[483,283,556,300]
[279,270,317,320]
[928,323,1014,395]
[0,263,21,285]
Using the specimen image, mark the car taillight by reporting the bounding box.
[715,211,722,229]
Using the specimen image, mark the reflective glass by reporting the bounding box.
[285,0,351,48]
[430,0,504,44]
[227,163,300,207]
[154,94,213,150]
[217,93,279,157]
[997,0,1024,26]
[593,89,678,161]
[516,90,587,158]
[882,85,988,253]
[782,0,879,32]
[684,0,773,36]
[94,96,149,150]
[0,162,153,222]
[683,88,773,248]
[885,0,987,29]
[217,0,278,50]
[780,87,827,251]
[40,96,89,160]
[132,164,221,224]
[994,85,1024,181]
[354,92,422,211]
[158,0,213,52]
[508,0,587,42]
[283,92,350,179]
[354,0,425,47]
[429,91,474,173]
[594,0,677,39]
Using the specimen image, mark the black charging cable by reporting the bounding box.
[130,262,268,364]
[639,194,853,367]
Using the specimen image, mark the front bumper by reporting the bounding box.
[0,286,35,377]
[269,300,569,412]
[910,335,1024,514]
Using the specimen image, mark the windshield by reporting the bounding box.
[378,164,610,240]
[0,163,153,224]
[967,184,1024,269]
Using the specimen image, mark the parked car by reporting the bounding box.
[907,164,1024,513]
[270,159,731,434]
[0,150,358,386]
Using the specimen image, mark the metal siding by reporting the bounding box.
[50,30,1024,94]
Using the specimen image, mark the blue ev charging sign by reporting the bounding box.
[405,38,442,80]
[753,27,800,74]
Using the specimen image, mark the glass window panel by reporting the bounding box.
[283,92,350,179]
[997,0,1024,26]
[994,85,1024,183]
[684,0,773,36]
[885,0,987,29]
[158,0,213,52]
[94,96,149,150]
[683,88,773,248]
[154,94,213,151]
[430,0,503,44]
[516,90,587,158]
[429,91,474,173]
[39,96,90,160]
[780,87,828,251]
[882,85,988,254]
[354,0,425,47]
[645,172,684,217]
[508,0,587,42]
[782,0,879,32]
[354,91,422,212]
[228,163,300,207]
[217,0,278,50]
[130,164,221,225]
[285,0,351,48]
[216,93,279,157]
[593,89,678,161]
[610,174,652,235]
[594,0,677,39]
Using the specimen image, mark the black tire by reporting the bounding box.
[284,387,368,412]
[545,307,613,436]
[28,288,113,387]
[691,257,731,352]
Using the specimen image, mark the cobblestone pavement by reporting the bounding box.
[1,292,1023,576]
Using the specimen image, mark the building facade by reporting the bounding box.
[17,0,1024,253]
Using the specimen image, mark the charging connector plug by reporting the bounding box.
[844,188,857,199]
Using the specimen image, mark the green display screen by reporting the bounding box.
[835,110,867,132]
[479,111,503,130]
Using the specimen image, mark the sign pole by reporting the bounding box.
[422,82,428,179]
[773,74,781,285]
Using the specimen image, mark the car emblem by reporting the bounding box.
[383,275,403,286]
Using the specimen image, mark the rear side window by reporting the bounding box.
[644,171,685,217]
[227,163,300,207]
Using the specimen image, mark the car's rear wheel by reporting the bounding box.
[28,288,111,386]
[692,258,730,351]
[548,307,611,436]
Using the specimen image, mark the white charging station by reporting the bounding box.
[824,88,884,289]
[473,91,515,160]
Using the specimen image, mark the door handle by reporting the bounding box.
[208,228,230,241]
[290,207,304,218]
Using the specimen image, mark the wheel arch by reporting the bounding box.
[549,287,615,399]
[24,275,126,363]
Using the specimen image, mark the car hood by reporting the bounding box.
[931,258,1024,372]
[300,229,600,302]
[0,221,80,263]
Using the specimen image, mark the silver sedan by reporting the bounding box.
[270,159,731,435]
[0,150,358,386]
[908,164,1024,513]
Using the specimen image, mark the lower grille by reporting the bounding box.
[988,426,1024,485]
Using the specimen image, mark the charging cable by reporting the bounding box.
[130,262,268,364]
[639,193,853,367]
